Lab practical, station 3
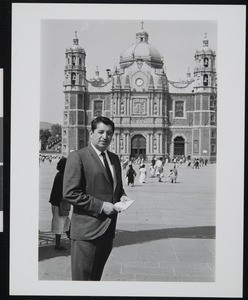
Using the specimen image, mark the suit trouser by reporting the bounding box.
[71,229,113,281]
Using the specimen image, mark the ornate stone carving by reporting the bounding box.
[120,101,124,114]
[132,98,147,115]
[122,117,130,124]
[136,60,143,69]
[131,117,153,124]
[120,137,124,149]
[131,117,146,123]
[154,102,157,115]
[154,138,157,149]
[112,101,116,114]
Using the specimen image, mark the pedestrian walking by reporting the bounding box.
[155,157,164,182]
[126,164,136,187]
[49,157,71,251]
[138,164,147,184]
[151,155,156,167]
[122,157,129,170]
[173,165,178,183]
[149,163,156,178]
[193,158,200,169]
[187,159,191,168]
[168,169,176,183]
[63,116,127,281]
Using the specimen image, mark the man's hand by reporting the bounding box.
[120,195,129,202]
[102,202,120,215]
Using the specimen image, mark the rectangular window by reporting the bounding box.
[94,101,102,117]
[211,144,216,153]
[175,100,184,118]
[210,100,215,110]
[193,139,199,154]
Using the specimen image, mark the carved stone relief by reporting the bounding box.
[132,98,147,115]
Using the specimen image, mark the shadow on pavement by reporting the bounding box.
[114,226,215,248]
[39,226,215,260]
[39,231,71,262]
[39,243,71,262]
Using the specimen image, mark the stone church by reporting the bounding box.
[62,25,217,162]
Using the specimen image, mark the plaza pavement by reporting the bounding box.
[39,158,216,282]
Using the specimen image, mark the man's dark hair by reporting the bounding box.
[91,116,115,133]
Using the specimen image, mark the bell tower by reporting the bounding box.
[193,34,217,162]
[62,32,87,157]
[194,33,217,93]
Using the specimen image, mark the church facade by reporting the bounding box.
[62,26,217,162]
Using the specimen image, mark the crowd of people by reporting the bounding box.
[119,154,209,187]
[39,154,61,166]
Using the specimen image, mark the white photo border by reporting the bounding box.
[11,3,245,297]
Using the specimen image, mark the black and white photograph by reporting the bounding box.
[10,3,245,297]
[39,19,217,282]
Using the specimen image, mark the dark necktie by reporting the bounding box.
[101,152,113,188]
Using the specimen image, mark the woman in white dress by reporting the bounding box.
[138,164,147,184]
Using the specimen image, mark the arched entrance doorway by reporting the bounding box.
[174,136,185,157]
[131,134,146,159]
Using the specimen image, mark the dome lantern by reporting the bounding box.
[73,31,79,46]
[203,32,209,48]
[135,20,149,43]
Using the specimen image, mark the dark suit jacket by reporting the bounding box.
[63,144,125,240]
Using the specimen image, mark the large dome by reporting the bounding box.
[120,28,164,69]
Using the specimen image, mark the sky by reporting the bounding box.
[40,20,217,124]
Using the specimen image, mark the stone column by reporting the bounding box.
[115,133,118,152]
[160,133,163,153]
[124,133,126,153]
[147,133,150,154]
[117,133,120,154]
[147,133,151,154]
[158,133,160,153]
[127,132,130,156]
[150,133,153,154]
[117,96,120,115]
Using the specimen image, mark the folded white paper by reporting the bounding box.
[114,197,135,211]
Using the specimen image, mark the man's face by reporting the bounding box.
[91,122,113,152]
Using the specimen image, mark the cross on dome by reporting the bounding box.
[141,20,144,30]
[136,21,149,43]
[95,66,99,76]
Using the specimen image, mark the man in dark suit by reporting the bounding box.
[63,116,126,280]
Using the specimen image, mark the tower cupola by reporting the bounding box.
[194,33,217,93]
